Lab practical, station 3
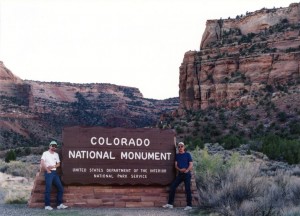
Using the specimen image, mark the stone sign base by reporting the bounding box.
[28,171,199,208]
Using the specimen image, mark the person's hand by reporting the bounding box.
[46,165,55,173]
[179,168,186,173]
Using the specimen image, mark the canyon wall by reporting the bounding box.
[179,3,300,112]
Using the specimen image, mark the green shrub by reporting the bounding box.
[193,138,204,150]
[14,148,22,157]
[262,134,282,160]
[289,120,300,135]
[175,126,184,134]
[283,140,300,164]
[220,135,243,149]
[184,137,204,150]
[192,129,198,136]
[5,150,16,163]
[277,111,288,122]
[262,134,300,164]
[24,147,31,155]
[265,84,274,93]
[192,148,225,183]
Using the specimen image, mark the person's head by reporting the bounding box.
[49,140,58,151]
[177,142,185,153]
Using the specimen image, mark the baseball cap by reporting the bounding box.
[49,140,58,147]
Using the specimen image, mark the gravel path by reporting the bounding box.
[0,204,195,216]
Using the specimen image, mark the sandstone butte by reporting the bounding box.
[179,3,300,113]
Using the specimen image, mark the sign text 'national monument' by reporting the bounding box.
[62,126,176,185]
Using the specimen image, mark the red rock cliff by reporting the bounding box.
[179,3,300,112]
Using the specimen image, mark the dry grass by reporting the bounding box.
[0,160,39,179]
[0,160,38,204]
[0,172,34,204]
[192,148,300,216]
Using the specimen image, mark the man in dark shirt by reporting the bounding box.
[163,142,193,211]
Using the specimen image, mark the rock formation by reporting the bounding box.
[0,62,178,149]
[179,3,300,112]
[0,61,22,83]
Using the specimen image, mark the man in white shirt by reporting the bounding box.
[41,141,68,210]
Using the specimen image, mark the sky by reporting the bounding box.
[0,0,297,99]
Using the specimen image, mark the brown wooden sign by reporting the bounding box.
[61,126,176,185]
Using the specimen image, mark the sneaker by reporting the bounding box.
[162,204,173,209]
[57,203,68,209]
[184,206,192,211]
[45,206,53,210]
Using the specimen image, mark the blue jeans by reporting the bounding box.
[44,171,64,206]
[168,172,192,206]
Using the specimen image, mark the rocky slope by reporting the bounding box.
[156,3,300,156]
[0,62,178,149]
[179,3,300,112]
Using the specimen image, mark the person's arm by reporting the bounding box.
[55,154,61,168]
[41,159,51,173]
[175,161,187,173]
[54,162,60,168]
[184,161,193,173]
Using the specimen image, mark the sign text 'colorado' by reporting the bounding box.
[62,126,176,185]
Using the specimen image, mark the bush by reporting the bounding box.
[262,134,300,164]
[5,150,16,163]
[175,126,184,134]
[184,137,204,150]
[283,140,300,164]
[192,148,226,184]
[277,111,288,122]
[220,135,243,149]
[24,147,31,155]
[192,148,244,185]
[192,148,300,215]
[0,160,39,179]
[192,138,204,150]
[289,120,300,135]
[262,134,281,160]
[265,84,274,93]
